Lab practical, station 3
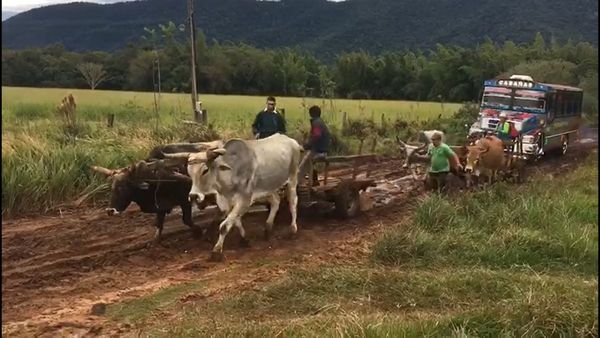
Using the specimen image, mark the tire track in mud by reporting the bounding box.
[2,137,597,337]
[1,159,413,332]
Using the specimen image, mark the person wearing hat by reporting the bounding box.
[496,112,519,147]
[252,96,287,139]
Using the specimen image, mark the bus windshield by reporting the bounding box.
[480,86,546,113]
[481,87,512,109]
[513,96,545,110]
[513,89,545,112]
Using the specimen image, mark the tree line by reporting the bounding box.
[2,28,597,109]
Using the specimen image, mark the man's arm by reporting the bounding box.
[277,113,287,134]
[413,153,429,161]
[445,146,462,170]
[252,112,261,135]
[304,123,322,150]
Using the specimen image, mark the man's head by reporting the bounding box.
[499,112,507,123]
[308,105,321,119]
[266,96,276,112]
[431,132,443,147]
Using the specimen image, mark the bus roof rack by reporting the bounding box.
[509,74,534,82]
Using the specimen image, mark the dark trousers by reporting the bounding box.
[426,171,449,193]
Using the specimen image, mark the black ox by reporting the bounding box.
[91,142,221,243]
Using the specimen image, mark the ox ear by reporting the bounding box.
[479,146,490,154]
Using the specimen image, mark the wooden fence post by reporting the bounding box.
[107,113,115,128]
[371,137,378,153]
[201,109,208,124]
[280,108,285,119]
[342,111,348,129]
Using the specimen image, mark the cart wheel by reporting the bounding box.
[334,184,360,219]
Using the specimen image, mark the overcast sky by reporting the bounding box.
[2,0,133,13]
[2,0,344,16]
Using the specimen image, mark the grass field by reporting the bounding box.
[2,87,460,129]
[1,86,462,217]
[106,155,598,336]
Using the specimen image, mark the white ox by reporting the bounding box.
[164,133,303,261]
[396,130,445,178]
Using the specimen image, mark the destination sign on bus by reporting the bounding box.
[497,80,534,88]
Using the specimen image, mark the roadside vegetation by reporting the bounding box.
[1,86,472,217]
[105,155,598,336]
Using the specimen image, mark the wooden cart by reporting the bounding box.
[296,154,378,218]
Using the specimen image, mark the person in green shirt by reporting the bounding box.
[415,132,462,193]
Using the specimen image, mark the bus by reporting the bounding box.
[468,74,583,159]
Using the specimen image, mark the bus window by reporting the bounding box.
[481,87,512,109]
[555,93,563,115]
[576,93,583,114]
[514,89,545,111]
[547,93,555,113]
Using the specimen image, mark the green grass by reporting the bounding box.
[373,156,599,276]
[2,86,460,129]
[104,156,598,337]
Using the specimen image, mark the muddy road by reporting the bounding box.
[2,130,597,337]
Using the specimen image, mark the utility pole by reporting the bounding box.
[187,0,200,120]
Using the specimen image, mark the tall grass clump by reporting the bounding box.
[1,121,225,216]
[372,155,599,275]
[2,132,145,216]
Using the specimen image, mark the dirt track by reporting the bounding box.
[2,131,597,337]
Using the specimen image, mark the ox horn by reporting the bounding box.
[162,152,192,159]
[91,165,116,176]
[395,136,407,148]
[207,148,226,162]
[197,140,224,149]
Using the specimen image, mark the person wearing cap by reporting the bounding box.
[496,112,520,152]
[496,112,518,141]
[252,96,287,139]
[414,132,462,193]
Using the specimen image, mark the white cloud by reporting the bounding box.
[2,0,136,13]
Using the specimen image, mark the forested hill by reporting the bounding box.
[2,0,598,54]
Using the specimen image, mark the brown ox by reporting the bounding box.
[464,135,504,186]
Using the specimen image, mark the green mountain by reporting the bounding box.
[2,0,597,55]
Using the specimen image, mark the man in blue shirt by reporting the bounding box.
[252,96,286,139]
